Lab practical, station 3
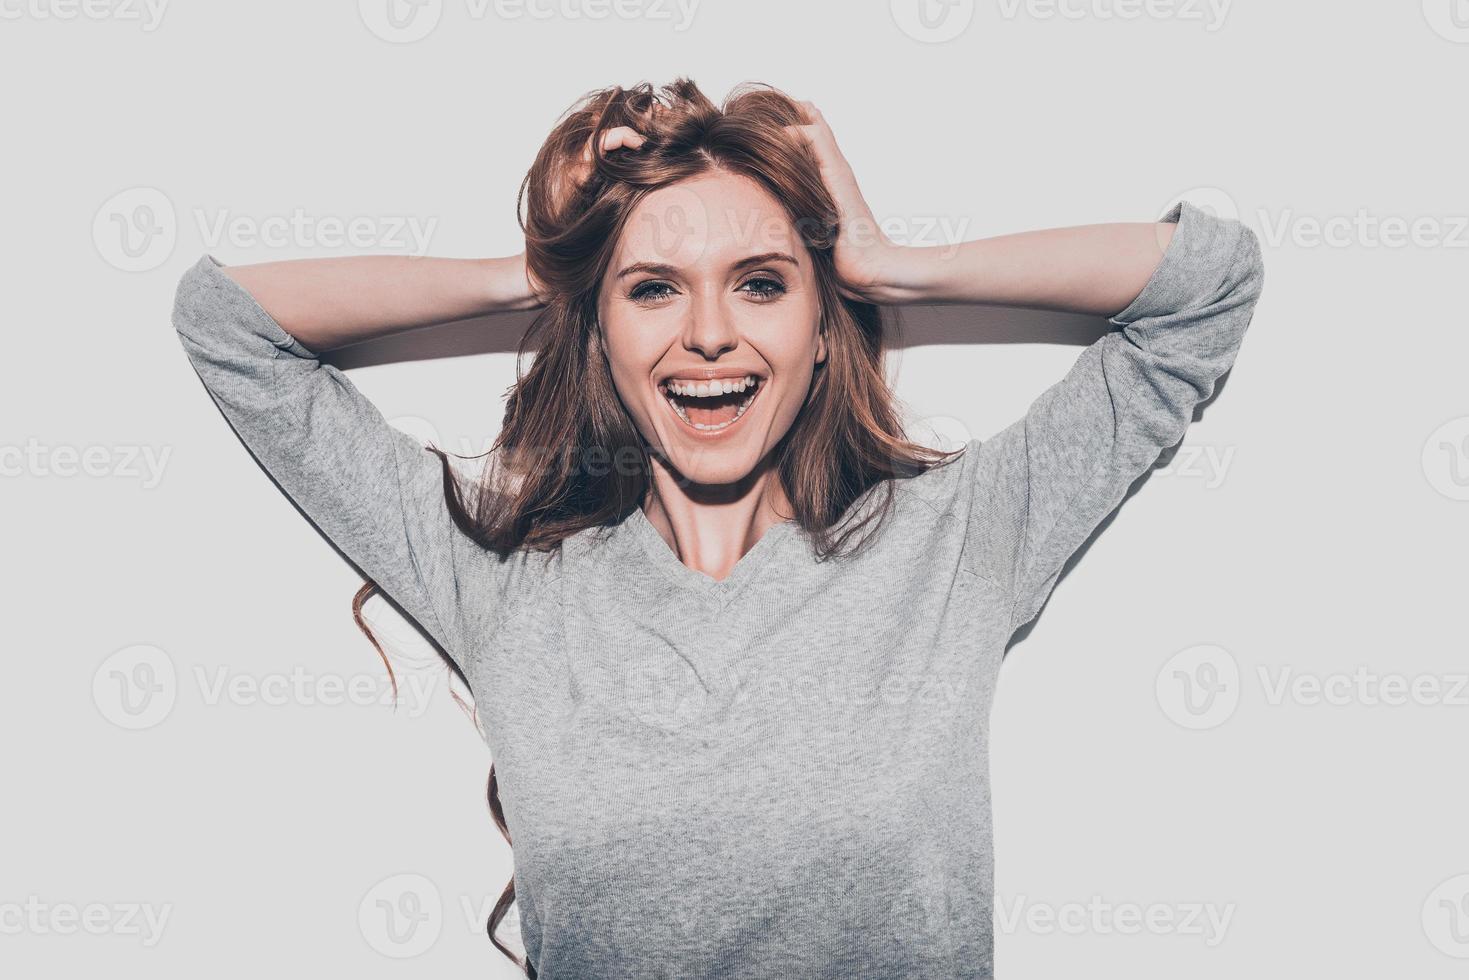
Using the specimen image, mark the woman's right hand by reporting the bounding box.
[526,117,655,307]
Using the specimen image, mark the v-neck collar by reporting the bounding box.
[624,505,799,604]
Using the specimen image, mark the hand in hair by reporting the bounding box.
[527,107,660,303]
[784,101,901,303]
[545,95,663,218]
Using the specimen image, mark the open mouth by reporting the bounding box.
[656,374,763,433]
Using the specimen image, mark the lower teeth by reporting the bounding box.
[664,388,757,430]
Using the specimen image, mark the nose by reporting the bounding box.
[681,289,740,360]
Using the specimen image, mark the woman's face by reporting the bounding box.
[597,170,826,488]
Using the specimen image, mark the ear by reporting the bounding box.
[815,321,828,366]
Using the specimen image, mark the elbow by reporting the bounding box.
[1213,222,1266,318]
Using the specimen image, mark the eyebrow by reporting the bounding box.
[614,251,800,280]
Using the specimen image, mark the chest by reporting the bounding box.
[470,549,1009,846]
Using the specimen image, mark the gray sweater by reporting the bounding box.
[172,200,1264,978]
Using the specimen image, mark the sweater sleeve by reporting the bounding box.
[171,253,477,671]
[961,200,1266,634]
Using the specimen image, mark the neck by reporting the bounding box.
[642,454,793,581]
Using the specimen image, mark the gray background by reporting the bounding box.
[3,1,1466,976]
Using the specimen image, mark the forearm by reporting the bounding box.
[874,221,1177,317]
[220,252,541,352]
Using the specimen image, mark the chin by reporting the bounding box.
[658,446,760,489]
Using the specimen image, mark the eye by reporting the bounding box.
[628,280,677,304]
[739,275,786,302]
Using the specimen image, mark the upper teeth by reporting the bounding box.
[661,375,759,398]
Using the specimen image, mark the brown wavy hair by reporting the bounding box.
[353,76,961,976]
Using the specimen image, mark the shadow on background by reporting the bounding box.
[324,302,1117,368]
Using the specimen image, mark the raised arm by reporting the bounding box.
[786,105,1265,633]
[784,101,1181,313]
[218,251,546,350]
[172,249,551,678]
[956,202,1264,631]
[861,220,1178,313]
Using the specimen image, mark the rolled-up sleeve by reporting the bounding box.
[171,253,473,670]
[961,200,1266,633]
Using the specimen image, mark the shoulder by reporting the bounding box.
[889,439,984,518]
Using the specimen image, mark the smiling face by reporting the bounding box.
[597,170,827,488]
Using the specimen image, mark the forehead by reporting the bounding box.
[611,170,805,272]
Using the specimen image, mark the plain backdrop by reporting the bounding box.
[3,1,1466,977]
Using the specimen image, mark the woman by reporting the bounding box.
[172,78,1264,978]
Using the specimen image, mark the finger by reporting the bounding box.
[599,126,647,154]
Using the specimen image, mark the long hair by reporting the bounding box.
[355,77,962,976]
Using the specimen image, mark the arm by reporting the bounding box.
[219,251,546,351]
[172,250,547,676]
[863,221,1177,314]
[784,104,1264,633]
[953,202,1265,632]
[214,117,650,351]
[782,100,1180,316]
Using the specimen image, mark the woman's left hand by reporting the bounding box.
[784,101,904,303]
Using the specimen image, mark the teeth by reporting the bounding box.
[661,376,761,431]
[660,374,758,398]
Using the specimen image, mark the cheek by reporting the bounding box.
[752,310,823,374]
[599,319,661,404]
